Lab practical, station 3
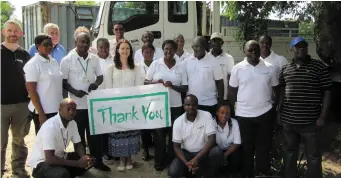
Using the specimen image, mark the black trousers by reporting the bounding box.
[168,146,221,178]
[198,104,217,118]
[282,123,322,178]
[74,109,103,163]
[213,147,243,175]
[331,82,341,122]
[236,107,275,178]
[141,129,153,151]
[32,152,88,178]
[153,107,183,169]
[31,112,58,135]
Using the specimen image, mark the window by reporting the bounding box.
[108,1,159,34]
[168,1,188,23]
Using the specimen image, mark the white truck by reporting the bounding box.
[91,1,318,62]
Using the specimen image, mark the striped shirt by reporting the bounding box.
[279,56,332,124]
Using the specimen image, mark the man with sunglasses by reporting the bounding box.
[209,32,235,104]
[1,20,31,178]
[109,23,135,56]
[29,23,66,64]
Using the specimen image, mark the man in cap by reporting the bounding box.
[209,32,235,104]
[277,37,331,178]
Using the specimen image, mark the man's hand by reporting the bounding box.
[86,155,96,169]
[157,79,164,84]
[77,155,91,168]
[316,117,325,127]
[38,113,47,126]
[164,81,173,88]
[188,157,199,174]
[88,83,98,92]
[74,90,88,98]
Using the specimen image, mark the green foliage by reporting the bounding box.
[72,1,99,6]
[1,1,15,28]
[299,21,314,37]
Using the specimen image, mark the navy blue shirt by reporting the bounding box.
[29,43,66,64]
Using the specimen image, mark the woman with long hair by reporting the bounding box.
[214,103,242,177]
[105,39,145,171]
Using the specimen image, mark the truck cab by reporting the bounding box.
[91,1,201,53]
[91,1,318,62]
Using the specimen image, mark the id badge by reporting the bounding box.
[82,76,90,83]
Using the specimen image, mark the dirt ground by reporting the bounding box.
[2,121,341,178]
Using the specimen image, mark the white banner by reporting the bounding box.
[87,84,171,135]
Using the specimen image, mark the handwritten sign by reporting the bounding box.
[87,84,170,135]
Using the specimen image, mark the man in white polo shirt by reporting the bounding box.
[60,32,110,171]
[259,35,288,77]
[174,34,191,64]
[168,94,221,178]
[134,31,163,62]
[29,98,95,178]
[185,36,224,118]
[209,32,235,103]
[228,40,279,178]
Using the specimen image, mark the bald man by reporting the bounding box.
[28,98,95,178]
[134,31,163,62]
[228,40,279,178]
[174,34,191,64]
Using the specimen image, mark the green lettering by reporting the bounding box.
[131,105,138,121]
[117,113,125,123]
[97,107,112,124]
[149,112,155,120]
[156,110,163,120]
[142,102,151,120]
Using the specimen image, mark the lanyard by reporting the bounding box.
[77,58,89,74]
[60,129,68,150]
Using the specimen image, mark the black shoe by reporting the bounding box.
[142,150,150,161]
[103,154,113,160]
[154,165,166,171]
[94,162,111,172]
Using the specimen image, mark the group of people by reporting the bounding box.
[0,18,333,178]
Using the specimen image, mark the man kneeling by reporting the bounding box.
[28,98,95,178]
[168,94,221,178]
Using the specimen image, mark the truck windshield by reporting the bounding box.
[108,1,159,34]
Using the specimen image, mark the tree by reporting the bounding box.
[1,1,15,28]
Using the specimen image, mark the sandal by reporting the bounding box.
[117,166,125,172]
[125,165,133,170]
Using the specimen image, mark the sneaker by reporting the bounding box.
[94,162,111,172]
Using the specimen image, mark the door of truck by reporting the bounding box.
[94,1,164,51]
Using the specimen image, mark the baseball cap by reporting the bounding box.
[290,37,308,48]
[210,32,223,40]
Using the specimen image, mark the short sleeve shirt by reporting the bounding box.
[215,118,241,150]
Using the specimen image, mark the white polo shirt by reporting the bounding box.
[24,54,63,114]
[185,53,224,106]
[97,54,114,89]
[229,58,279,117]
[146,58,188,107]
[134,47,163,63]
[28,114,81,170]
[173,110,216,152]
[260,50,288,77]
[209,52,235,100]
[215,118,241,150]
[139,60,150,75]
[60,51,103,109]
[174,50,191,64]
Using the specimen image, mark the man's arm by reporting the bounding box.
[272,85,279,106]
[215,79,224,104]
[224,144,239,157]
[73,142,86,157]
[228,86,238,117]
[44,150,79,167]
[193,134,216,161]
[173,142,189,166]
[94,75,103,87]
[63,79,80,95]
[317,90,331,123]
[171,85,188,93]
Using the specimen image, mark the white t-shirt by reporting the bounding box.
[173,110,216,152]
[134,47,163,63]
[229,58,279,117]
[60,51,103,109]
[185,53,224,106]
[105,63,145,89]
[260,50,288,77]
[174,50,192,64]
[24,54,63,114]
[28,114,81,170]
[209,52,235,100]
[215,118,241,150]
[146,58,188,107]
[97,55,114,89]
